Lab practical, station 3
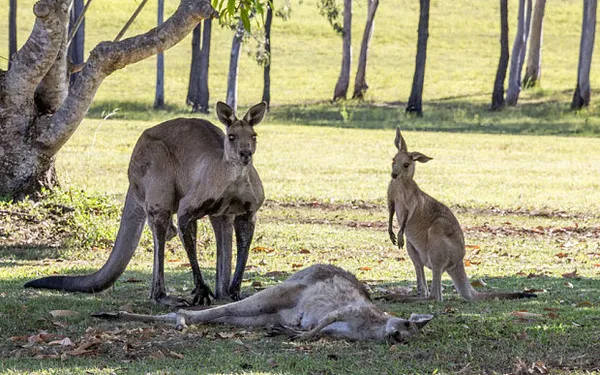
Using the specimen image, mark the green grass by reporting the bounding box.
[1,0,600,373]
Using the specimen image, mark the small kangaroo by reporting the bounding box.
[94,264,435,343]
[25,101,267,306]
[387,128,535,301]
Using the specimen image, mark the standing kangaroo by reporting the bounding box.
[387,128,535,301]
[94,264,435,344]
[25,101,267,306]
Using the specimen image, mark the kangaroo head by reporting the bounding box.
[384,313,434,344]
[391,127,432,180]
[216,101,268,166]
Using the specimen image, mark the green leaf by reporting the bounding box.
[241,7,251,32]
[227,0,236,18]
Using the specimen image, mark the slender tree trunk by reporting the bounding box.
[195,19,212,113]
[154,0,165,109]
[352,0,379,100]
[187,23,202,106]
[506,0,531,106]
[572,0,597,109]
[226,21,244,111]
[522,0,546,88]
[262,3,273,108]
[0,0,216,199]
[333,0,352,101]
[491,0,509,111]
[406,0,430,117]
[9,0,17,69]
[68,0,85,84]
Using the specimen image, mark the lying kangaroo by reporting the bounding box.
[94,264,435,343]
[387,128,535,301]
[25,101,267,306]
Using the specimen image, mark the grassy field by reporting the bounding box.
[1,0,600,374]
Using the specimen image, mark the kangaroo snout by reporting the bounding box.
[391,172,398,179]
[240,150,252,165]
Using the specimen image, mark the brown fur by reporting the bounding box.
[95,264,434,343]
[25,102,268,306]
[387,128,536,301]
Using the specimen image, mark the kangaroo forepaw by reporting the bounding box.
[155,294,192,308]
[396,232,404,249]
[191,284,215,306]
[389,229,397,246]
[228,287,243,301]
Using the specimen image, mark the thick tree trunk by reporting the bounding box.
[226,21,244,111]
[68,0,85,85]
[0,0,216,199]
[194,19,212,113]
[352,0,379,100]
[406,0,430,117]
[522,0,546,88]
[491,0,510,111]
[506,0,531,106]
[154,0,165,109]
[333,0,352,101]
[187,23,202,106]
[572,0,597,109]
[262,4,273,108]
[9,0,17,69]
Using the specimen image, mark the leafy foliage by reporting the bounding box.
[318,0,342,34]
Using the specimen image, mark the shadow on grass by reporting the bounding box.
[0,244,63,262]
[87,97,600,137]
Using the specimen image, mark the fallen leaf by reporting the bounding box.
[9,335,28,342]
[48,337,73,347]
[594,264,600,268]
[251,246,275,253]
[52,321,68,328]
[177,263,192,268]
[299,248,311,254]
[465,245,480,250]
[66,339,101,356]
[266,358,278,368]
[562,270,578,279]
[251,281,262,288]
[49,310,79,318]
[464,259,471,267]
[547,312,560,319]
[543,307,560,311]
[216,332,235,339]
[359,266,372,271]
[470,279,487,288]
[511,311,542,319]
[167,259,181,263]
[167,350,184,359]
[576,301,592,307]
[291,263,303,269]
[564,282,574,289]
[263,271,285,278]
[124,277,143,283]
[523,288,546,294]
[150,350,166,360]
[555,252,568,258]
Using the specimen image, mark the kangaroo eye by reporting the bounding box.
[228,134,236,141]
[403,163,410,168]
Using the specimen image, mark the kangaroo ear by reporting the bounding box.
[408,313,434,329]
[216,101,236,127]
[243,102,268,126]
[394,128,408,151]
[411,152,432,163]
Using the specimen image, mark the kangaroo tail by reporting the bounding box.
[447,264,537,300]
[24,187,146,293]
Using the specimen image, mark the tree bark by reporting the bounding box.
[154,0,165,109]
[571,0,597,110]
[406,0,430,116]
[491,0,510,111]
[226,21,244,111]
[262,3,273,108]
[333,0,352,101]
[196,19,212,113]
[352,0,379,100]
[506,0,531,106]
[9,0,18,69]
[522,0,546,88]
[0,0,216,199]
[187,23,202,106]
[68,0,85,85]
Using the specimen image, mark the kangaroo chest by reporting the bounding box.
[212,175,262,216]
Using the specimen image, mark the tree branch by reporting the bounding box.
[5,0,71,106]
[35,22,70,114]
[35,0,217,156]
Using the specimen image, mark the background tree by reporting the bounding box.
[154,0,165,109]
[226,21,245,111]
[194,19,212,113]
[506,0,531,105]
[187,23,203,107]
[522,0,546,88]
[352,0,379,100]
[491,0,509,110]
[262,2,274,108]
[571,0,597,110]
[68,0,86,84]
[332,0,352,101]
[406,0,430,116]
[0,0,217,200]
[8,0,18,69]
